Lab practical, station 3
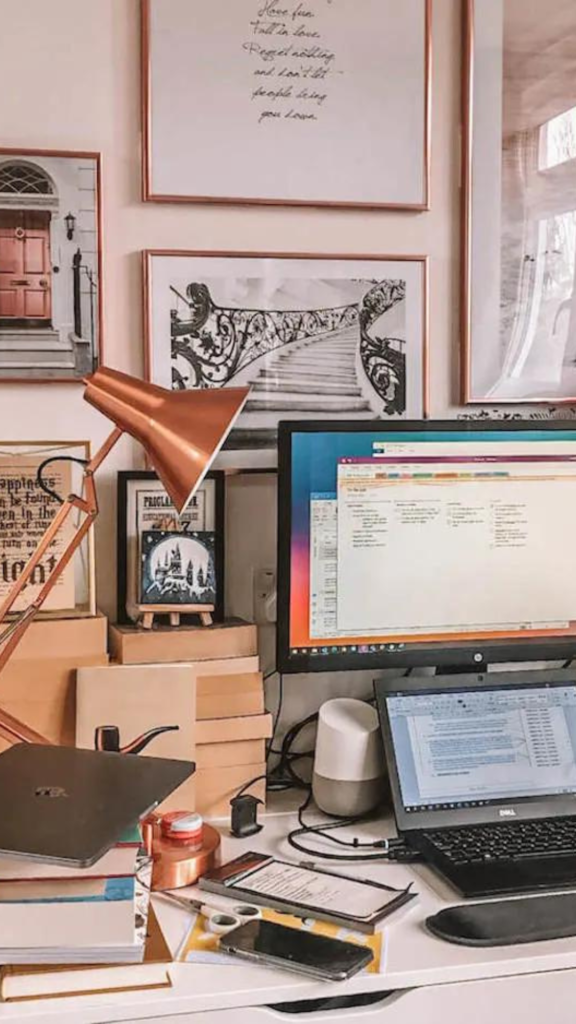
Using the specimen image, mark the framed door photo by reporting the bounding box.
[0,149,102,383]
[142,0,431,210]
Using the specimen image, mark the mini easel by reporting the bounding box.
[137,603,214,630]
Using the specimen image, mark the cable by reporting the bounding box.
[234,772,268,801]
[36,456,88,504]
[266,672,283,761]
[286,791,419,862]
[232,672,416,846]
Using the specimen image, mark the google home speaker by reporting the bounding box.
[312,699,385,817]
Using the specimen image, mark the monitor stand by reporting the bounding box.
[437,661,488,676]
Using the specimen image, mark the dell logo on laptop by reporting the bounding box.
[499,808,516,818]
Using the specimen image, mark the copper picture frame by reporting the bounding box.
[462,0,576,405]
[141,0,432,211]
[143,248,429,467]
[0,147,103,385]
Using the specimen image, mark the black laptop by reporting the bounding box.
[0,744,194,867]
[375,670,576,898]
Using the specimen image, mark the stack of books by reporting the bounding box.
[0,825,164,967]
[0,825,173,1001]
[0,908,171,1001]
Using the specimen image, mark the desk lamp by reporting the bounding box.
[0,367,249,748]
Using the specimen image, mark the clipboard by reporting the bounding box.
[199,852,416,933]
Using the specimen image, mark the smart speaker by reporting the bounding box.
[312,699,385,817]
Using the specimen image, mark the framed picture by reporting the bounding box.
[117,469,225,625]
[0,441,96,617]
[141,0,431,210]
[139,530,217,607]
[462,1,576,404]
[144,250,429,466]
[0,148,102,383]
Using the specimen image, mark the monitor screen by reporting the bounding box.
[385,685,576,813]
[277,421,576,673]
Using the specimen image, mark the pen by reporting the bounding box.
[298,860,413,894]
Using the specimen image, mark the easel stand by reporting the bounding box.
[137,604,214,630]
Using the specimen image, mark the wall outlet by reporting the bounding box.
[253,567,277,624]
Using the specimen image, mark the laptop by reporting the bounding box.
[375,670,576,898]
[0,744,194,867]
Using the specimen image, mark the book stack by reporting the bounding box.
[0,827,154,966]
[98,621,271,816]
[0,906,170,1001]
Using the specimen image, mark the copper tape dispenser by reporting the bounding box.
[142,810,222,891]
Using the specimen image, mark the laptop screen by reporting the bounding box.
[386,685,576,813]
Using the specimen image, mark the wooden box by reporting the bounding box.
[195,713,272,818]
[0,614,108,753]
[76,663,196,811]
[109,621,257,666]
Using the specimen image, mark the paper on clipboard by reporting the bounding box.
[235,861,399,920]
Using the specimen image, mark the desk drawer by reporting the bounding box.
[138,969,576,1023]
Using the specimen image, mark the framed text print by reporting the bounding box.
[0,441,96,617]
[144,250,429,467]
[142,0,431,210]
[117,469,225,626]
[463,0,576,404]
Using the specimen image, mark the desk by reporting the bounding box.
[1,804,576,1023]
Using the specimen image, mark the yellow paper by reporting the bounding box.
[178,909,383,973]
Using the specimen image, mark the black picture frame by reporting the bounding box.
[116,469,225,626]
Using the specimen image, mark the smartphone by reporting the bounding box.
[220,920,374,982]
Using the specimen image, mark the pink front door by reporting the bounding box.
[0,210,51,320]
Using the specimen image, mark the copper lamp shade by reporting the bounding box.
[84,367,249,513]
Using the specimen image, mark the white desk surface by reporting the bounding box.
[2,800,576,1023]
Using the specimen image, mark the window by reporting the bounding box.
[0,163,54,196]
[540,106,576,171]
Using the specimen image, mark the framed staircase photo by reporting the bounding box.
[143,249,428,467]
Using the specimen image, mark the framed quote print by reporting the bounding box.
[144,249,429,467]
[463,0,576,404]
[142,0,431,209]
[0,441,96,617]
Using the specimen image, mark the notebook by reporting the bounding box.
[0,825,141,881]
[0,907,171,1001]
[0,857,152,964]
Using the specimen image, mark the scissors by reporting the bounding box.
[160,891,262,935]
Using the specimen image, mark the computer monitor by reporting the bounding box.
[276,420,576,674]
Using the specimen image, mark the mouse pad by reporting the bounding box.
[426,892,576,946]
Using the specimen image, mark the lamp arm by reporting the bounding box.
[0,428,123,747]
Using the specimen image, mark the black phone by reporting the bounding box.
[220,919,374,981]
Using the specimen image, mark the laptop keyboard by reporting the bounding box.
[422,817,576,866]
